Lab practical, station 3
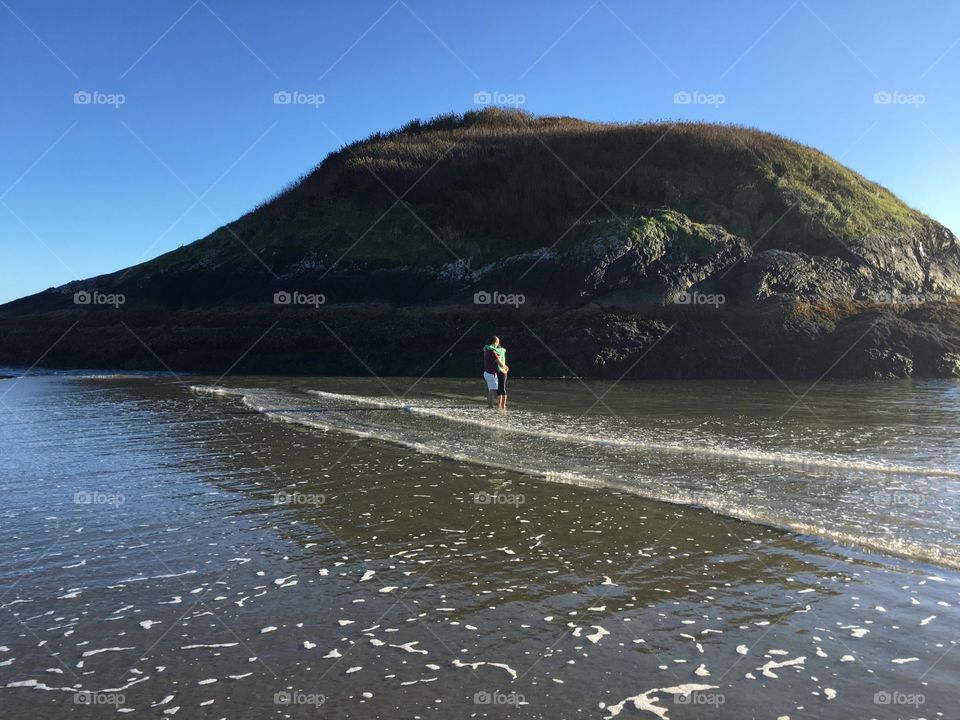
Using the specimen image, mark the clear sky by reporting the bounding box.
[1,0,958,304]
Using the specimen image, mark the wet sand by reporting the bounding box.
[0,376,956,718]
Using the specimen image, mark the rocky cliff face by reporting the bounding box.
[2,110,959,379]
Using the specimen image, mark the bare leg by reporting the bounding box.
[487,389,497,408]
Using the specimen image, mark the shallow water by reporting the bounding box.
[0,372,957,719]
[214,378,960,569]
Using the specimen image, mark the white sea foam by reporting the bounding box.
[760,656,805,678]
[191,386,960,570]
[452,658,517,679]
[309,389,960,479]
[81,646,135,657]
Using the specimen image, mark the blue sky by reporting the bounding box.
[1,0,958,304]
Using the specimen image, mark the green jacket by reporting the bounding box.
[484,344,507,370]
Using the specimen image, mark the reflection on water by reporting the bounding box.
[0,375,957,719]
[198,379,960,569]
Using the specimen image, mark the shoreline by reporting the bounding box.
[197,380,960,574]
[0,375,956,719]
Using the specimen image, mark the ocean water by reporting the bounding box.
[0,371,957,719]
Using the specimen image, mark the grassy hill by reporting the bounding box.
[131,108,932,278]
[2,109,958,380]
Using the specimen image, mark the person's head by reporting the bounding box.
[489,335,500,347]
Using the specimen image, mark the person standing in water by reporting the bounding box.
[494,343,509,409]
[482,336,508,409]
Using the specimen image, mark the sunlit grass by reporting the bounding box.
[139,108,934,274]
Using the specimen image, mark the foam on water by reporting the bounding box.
[309,390,960,479]
[190,385,960,569]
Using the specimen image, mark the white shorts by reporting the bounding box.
[483,371,499,391]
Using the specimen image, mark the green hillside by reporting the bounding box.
[135,108,930,276]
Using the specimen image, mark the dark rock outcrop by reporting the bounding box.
[1,110,959,379]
